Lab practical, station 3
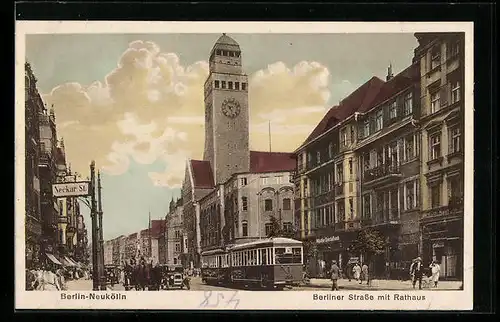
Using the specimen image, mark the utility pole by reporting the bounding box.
[90,161,99,291]
[97,170,105,290]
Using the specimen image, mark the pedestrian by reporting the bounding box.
[361,262,369,285]
[330,260,340,291]
[429,260,441,288]
[409,257,424,290]
[353,263,361,283]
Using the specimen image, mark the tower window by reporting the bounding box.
[216,50,222,55]
[215,80,220,89]
[228,81,233,90]
[242,83,247,91]
[222,81,226,89]
[229,51,234,57]
[235,82,240,90]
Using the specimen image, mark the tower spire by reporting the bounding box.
[386,62,394,81]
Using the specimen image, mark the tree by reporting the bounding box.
[266,214,297,239]
[349,228,388,262]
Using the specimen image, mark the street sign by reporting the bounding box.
[52,181,90,197]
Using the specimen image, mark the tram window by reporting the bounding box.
[275,247,302,264]
[262,249,267,265]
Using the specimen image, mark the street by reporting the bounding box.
[64,277,462,291]
[65,277,325,291]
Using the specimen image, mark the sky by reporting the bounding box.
[26,33,418,240]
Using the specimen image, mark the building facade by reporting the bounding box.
[355,64,422,278]
[25,62,43,268]
[104,240,113,266]
[38,103,61,263]
[414,32,465,280]
[294,32,465,281]
[293,76,386,277]
[166,198,185,265]
[199,162,296,253]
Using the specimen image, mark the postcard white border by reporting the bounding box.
[15,21,474,310]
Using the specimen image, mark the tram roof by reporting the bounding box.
[229,237,302,251]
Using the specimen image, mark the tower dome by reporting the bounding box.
[211,33,240,55]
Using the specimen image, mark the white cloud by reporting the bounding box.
[42,40,332,188]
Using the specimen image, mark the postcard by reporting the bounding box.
[15,21,473,310]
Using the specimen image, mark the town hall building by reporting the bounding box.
[181,34,296,268]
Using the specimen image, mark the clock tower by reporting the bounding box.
[203,33,250,185]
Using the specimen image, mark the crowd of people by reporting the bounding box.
[322,257,441,291]
[26,263,90,291]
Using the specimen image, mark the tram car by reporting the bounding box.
[201,237,303,290]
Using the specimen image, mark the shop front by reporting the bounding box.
[422,217,463,280]
[315,231,357,278]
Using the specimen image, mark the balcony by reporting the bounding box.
[363,164,402,187]
[421,198,463,221]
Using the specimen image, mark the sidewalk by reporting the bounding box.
[305,278,463,290]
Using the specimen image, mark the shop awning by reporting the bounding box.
[46,253,62,265]
[63,256,77,267]
[68,257,80,267]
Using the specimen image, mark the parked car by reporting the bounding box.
[163,265,190,290]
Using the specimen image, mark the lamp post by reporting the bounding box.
[89,161,99,291]
[97,170,106,290]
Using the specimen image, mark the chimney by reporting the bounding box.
[386,63,394,81]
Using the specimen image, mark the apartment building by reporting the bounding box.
[293,76,385,276]
[414,32,465,280]
[355,63,421,277]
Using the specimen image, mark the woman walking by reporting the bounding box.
[352,263,361,283]
[429,261,441,288]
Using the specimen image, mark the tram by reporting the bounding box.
[201,237,303,290]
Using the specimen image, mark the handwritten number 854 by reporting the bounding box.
[199,291,240,309]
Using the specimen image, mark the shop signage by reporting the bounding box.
[316,235,340,244]
[433,241,445,248]
[52,181,90,197]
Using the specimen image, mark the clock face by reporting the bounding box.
[221,98,241,118]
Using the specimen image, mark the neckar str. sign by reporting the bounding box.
[52,182,90,197]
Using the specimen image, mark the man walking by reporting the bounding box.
[330,260,341,291]
[410,257,424,290]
